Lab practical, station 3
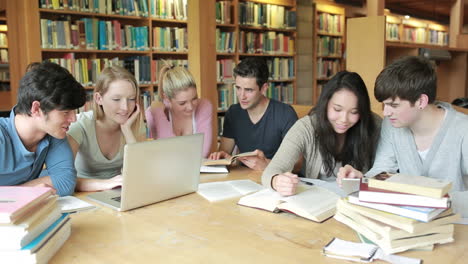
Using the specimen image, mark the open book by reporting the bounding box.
[203,151,257,166]
[238,185,340,222]
[197,180,263,202]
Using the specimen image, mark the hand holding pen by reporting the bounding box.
[272,172,300,196]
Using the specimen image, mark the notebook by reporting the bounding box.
[87,134,203,211]
[322,237,378,263]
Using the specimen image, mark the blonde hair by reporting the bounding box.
[93,65,144,141]
[158,62,197,101]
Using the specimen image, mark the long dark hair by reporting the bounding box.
[311,71,378,176]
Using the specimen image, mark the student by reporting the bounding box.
[262,71,381,195]
[209,57,298,170]
[0,62,86,196]
[67,66,144,191]
[337,56,468,217]
[145,63,213,158]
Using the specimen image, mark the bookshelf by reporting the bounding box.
[0,9,9,111]
[215,0,297,136]
[385,13,449,47]
[6,0,218,152]
[312,2,345,105]
[347,15,468,115]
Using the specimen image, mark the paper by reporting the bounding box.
[299,178,348,197]
[341,178,360,195]
[57,196,96,213]
[374,248,422,264]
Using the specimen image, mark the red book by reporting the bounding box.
[358,182,450,209]
[0,187,54,224]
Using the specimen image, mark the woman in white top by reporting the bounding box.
[67,66,144,191]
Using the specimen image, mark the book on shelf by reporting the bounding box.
[0,213,71,264]
[0,197,61,250]
[368,173,452,199]
[202,151,257,166]
[150,0,188,20]
[197,180,263,202]
[41,0,149,17]
[238,185,339,222]
[358,181,450,209]
[336,198,460,234]
[0,186,54,224]
[334,210,454,254]
[322,237,378,263]
[348,194,446,222]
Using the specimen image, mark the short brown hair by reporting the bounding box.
[375,56,436,105]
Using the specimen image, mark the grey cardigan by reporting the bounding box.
[262,113,381,187]
[365,102,468,217]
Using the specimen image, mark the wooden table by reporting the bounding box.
[50,167,468,263]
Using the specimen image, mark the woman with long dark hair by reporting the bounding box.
[262,71,381,195]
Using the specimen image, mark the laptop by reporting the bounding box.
[87,133,203,211]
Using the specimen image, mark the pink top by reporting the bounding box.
[145,98,213,158]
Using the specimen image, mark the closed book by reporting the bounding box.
[368,173,452,198]
[0,214,71,264]
[337,199,454,241]
[0,187,54,224]
[336,198,460,233]
[334,211,454,254]
[0,197,61,250]
[348,194,446,222]
[359,182,450,209]
[238,185,339,222]
[322,237,378,263]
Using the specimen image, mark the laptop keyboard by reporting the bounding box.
[111,196,121,202]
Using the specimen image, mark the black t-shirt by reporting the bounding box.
[222,99,298,159]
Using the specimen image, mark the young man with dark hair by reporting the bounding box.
[338,56,468,217]
[209,57,298,171]
[0,62,86,196]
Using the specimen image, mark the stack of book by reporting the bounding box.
[0,186,71,264]
[334,174,460,254]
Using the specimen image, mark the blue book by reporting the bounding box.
[98,20,107,50]
[22,213,69,253]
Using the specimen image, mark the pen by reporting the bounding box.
[299,178,314,186]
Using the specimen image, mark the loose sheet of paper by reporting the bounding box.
[57,196,96,213]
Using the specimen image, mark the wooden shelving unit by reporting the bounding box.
[214,0,297,137]
[347,15,468,115]
[312,2,345,105]
[215,0,297,111]
[0,9,9,111]
[6,0,218,151]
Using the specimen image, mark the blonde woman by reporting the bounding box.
[145,64,213,157]
[67,66,144,191]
